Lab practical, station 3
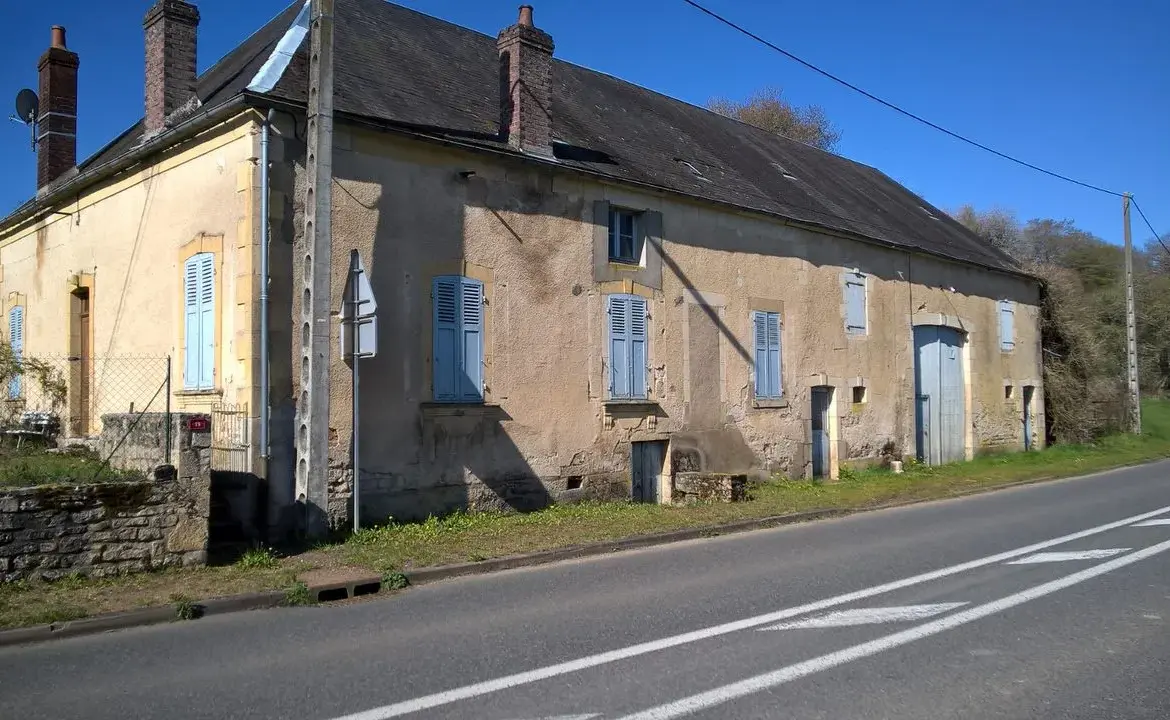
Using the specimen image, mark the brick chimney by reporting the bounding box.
[143,0,200,135]
[37,25,79,190]
[496,5,554,156]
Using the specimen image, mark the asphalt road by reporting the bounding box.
[3,462,1170,719]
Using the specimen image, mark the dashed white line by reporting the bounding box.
[759,604,968,630]
[615,537,1170,720]
[1132,518,1170,527]
[1007,549,1128,564]
[325,503,1170,720]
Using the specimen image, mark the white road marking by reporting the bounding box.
[615,537,1170,720]
[1132,518,1170,527]
[758,603,968,630]
[326,504,1170,720]
[506,715,600,720]
[1007,549,1128,564]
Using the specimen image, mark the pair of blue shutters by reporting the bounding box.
[433,276,484,402]
[608,294,647,399]
[183,253,216,390]
[753,311,782,399]
[8,306,22,399]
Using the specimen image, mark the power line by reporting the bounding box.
[681,0,1127,198]
[1131,197,1170,257]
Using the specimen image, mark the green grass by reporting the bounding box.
[0,445,143,488]
[2,399,1169,631]
[0,564,302,630]
[235,547,280,570]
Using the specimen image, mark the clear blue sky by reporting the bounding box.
[1,0,1166,246]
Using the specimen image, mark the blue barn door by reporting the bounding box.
[914,326,966,464]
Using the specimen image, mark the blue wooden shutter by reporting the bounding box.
[766,312,782,397]
[999,300,1014,351]
[752,311,768,397]
[432,277,459,401]
[459,278,484,401]
[183,254,215,389]
[8,306,23,399]
[845,273,866,334]
[183,257,200,389]
[197,253,215,389]
[629,296,647,398]
[608,295,630,398]
[753,311,782,398]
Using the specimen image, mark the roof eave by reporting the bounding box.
[0,94,252,236]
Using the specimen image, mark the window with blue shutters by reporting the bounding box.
[8,306,23,400]
[608,294,648,399]
[432,276,484,402]
[999,299,1015,351]
[752,310,783,399]
[183,253,216,390]
[844,272,867,335]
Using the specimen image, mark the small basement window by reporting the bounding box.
[852,386,867,404]
[608,208,643,265]
[1005,384,1014,400]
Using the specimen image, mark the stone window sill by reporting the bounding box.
[604,398,656,407]
[752,397,789,409]
[174,389,223,398]
[607,261,644,272]
[420,403,505,419]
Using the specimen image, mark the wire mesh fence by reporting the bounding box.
[0,355,171,439]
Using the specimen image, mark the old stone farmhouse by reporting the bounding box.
[0,0,1043,536]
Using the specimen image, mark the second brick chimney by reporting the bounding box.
[143,0,200,135]
[37,25,79,190]
[497,5,555,156]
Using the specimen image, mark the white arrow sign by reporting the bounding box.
[1007,549,1128,564]
[340,249,377,359]
[758,603,968,631]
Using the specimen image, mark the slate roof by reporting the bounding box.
[36,0,1022,275]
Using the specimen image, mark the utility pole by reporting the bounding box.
[295,0,335,537]
[1123,193,1142,434]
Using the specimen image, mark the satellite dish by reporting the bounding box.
[15,89,38,125]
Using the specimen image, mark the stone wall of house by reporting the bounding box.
[0,413,211,581]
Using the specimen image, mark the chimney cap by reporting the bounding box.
[51,26,67,49]
[518,5,534,27]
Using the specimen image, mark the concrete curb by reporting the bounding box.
[0,459,1161,648]
[0,590,285,649]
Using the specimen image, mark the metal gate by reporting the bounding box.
[211,403,250,472]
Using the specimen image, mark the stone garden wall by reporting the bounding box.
[0,413,211,581]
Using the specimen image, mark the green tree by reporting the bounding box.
[708,87,841,152]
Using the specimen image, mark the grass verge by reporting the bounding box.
[3,399,1170,631]
[0,445,143,488]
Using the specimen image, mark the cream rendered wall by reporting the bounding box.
[286,125,1042,524]
[0,115,261,435]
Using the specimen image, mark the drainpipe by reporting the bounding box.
[259,110,273,461]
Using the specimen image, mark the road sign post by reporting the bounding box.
[341,249,377,532]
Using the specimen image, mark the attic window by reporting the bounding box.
[675,159,710,182]
[771,162,797,180]
[919,205,940,220]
